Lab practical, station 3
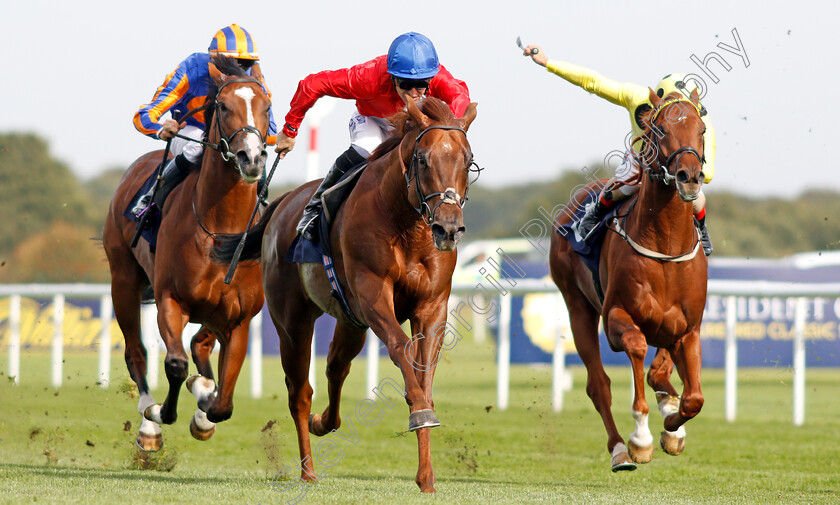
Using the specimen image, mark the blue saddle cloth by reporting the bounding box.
[285,162,368,327]
[122,170,162,252]
[556,192,621,287]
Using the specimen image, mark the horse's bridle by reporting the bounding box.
[174,77,268,163]
[637,97,705,185]
[403,125,483,225]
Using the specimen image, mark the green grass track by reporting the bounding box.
[1,337,839,504]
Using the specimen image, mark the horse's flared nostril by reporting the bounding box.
[431,224,446,242]
[454,226,466,243]
[676,170,690,184]
[236,151,252,168]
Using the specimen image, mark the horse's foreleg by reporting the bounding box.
[662,330,704,454]
[144,296,189,425]
[361,306,433,419]
[406,299,449,494]
[190,326,217,381]
[355,275,433,423]
[566,297,630,471]
[647,348,686,455]
[609,309,654,465]
[310,324,367,436]
[647,348,678,398]
[200,322,249,423]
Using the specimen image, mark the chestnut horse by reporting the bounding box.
[214,97,478,492]
[103,58,269,450]
[549,88,708,471]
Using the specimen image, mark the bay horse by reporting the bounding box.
[102,58,269,450]
[549,88,708,471]
[214,96,478,492]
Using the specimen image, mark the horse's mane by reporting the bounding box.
[368,97,458,162]
[203,57,249,142]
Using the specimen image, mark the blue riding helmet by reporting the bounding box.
[386,32,440,79]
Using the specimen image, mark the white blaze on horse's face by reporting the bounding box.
[233,86,264,182]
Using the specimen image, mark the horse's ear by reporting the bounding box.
[406,97,432,130]
[648,87,661,108]
[250,62,264,82]
[209,62,225,86]
[459,103,478,132]
[689,87,700,106]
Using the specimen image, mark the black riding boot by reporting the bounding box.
[695,218,714,256]
[296,147,366,241]
[578,198,611,240]
[131,154,194,218]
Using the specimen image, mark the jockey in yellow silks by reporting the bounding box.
[523,45,716,255]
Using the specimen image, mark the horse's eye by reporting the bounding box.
[219,103,228,112]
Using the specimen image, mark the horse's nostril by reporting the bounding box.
[676,170,689,183]
[698,171,706,184]
[431,224,446,240]
[236,151,250,167]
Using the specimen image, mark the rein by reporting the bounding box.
[402,125,483,225]
[183,77,271,241]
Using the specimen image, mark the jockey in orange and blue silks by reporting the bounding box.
[273,31,471,241]
[131,24,277,217]
[523,45,716,256]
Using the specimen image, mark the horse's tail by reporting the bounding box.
[211,193,287,263]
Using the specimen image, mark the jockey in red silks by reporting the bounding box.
[132,24,277,217]
[523,44,716,256]
[274,32,471,241]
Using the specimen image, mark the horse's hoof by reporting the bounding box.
[189,417,216,441]
[658,395,680,416]
[308,413,318,434]
[408,409,440,431]
[143,404,163,424]
[186,375,215,395]
[628,440,654,464]
[660,431,686,455]
[185,374,200,392]
[611,451,637,472]
[136,432,162,452]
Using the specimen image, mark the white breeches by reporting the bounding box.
[348,110,392,158]
[169,125,205,163]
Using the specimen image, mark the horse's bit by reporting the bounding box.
[404,125,483,225]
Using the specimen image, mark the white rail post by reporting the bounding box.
[8,295,21,385]
[473,295,487,343]
[725,295,738,422]
[366,329,379,400]
[309,332,316,399]
[98,295,112,388]
[141,304,159,390]
[497,294,512,410]
[250,311,263,399]
[793,297,806,426]
[51,294,65,388]
[551,315,566,413]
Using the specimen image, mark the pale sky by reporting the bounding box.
[3,0,836,198]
